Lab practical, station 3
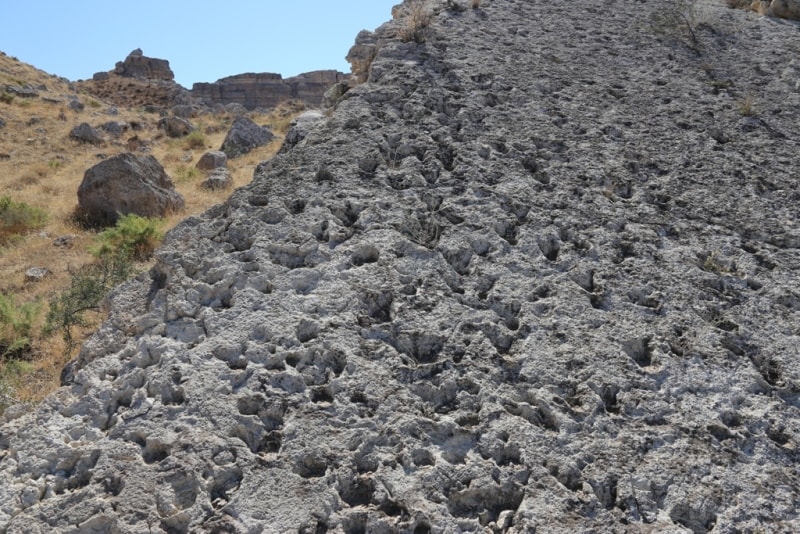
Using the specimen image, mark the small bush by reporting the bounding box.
[184,130,206,150]
[738,93,755,116]
[0,196,48,244]
[174,164,201,183]
[92,213,163,262]
[396,1,433,43]
[45,251,134,355]
[651,0,701,51]
[0,92,13,105]
[0,293,41,360]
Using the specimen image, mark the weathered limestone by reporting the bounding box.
[76,153,185,226]
[1,0,799,532]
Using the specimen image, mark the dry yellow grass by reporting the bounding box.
[0,52,300,405]
[394,0,433,42]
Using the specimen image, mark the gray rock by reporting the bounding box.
[195,151,228,171]
[2,0,800,532]
[224,102,248,116]
[100,121,128,137]
[68,98,84,112]
[200,168,233,190]
[3,84,38,98]
[92,71,110,81]
[0,117,5,129]
[157,116,194,138]
[220,116,274,158]
[68,122,104,144]
[52,234,77,248]
[77,153,184,226]
[24,267,50,283]
[171,104,197,118]
[280,110,325,154]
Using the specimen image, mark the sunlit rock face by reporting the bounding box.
[2,0,799,532]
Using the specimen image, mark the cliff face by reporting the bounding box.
[2,0,800,532]
[192,70,348,110]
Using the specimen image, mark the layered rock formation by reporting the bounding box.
[113,48,175,81]
[192,70,348,110]
[2,0,799,532]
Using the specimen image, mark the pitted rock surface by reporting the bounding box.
[2,1,799,532]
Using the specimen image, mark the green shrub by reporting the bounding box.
[45,251,133,355]
[184,130,206,150]
[0,92,13,105]
[0,293,41,360]
[0,196,48,244]
[92,213,163,262]
[175,164,200,183]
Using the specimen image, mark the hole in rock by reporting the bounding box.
[142,440,171,464]
[622,336,653,367]
[294,454,328,478]
[351,245,380,266]
[338,475,375,507]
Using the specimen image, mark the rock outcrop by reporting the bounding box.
[76,153,185,226]
[192,70,348,110]
[2,0,799,532]
[113,48,175,81]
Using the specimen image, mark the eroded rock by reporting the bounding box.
[76,153,184,226]
[1,0,799,532]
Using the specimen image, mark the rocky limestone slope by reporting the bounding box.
[1,0,799,532]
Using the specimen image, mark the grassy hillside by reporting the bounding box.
[0,51,300,408]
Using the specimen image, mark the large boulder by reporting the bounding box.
[157,116,194,138]
[77,153,184,226]
[220,116,274,158]
[195,150,228,171]
[69,122,104,144]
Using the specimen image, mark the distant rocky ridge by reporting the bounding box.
[2,1,800,532]
[192,70,348,110]
[85,49,348,112]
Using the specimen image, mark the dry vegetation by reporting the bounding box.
[394,0,434,42]
[0,52,301,408]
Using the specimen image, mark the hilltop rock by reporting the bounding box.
[220,116,274,158]
[192,70,348,110]
[2,0,800,532]
[114,48,174,81]
[76,153,184,226]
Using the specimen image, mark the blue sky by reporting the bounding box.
[1,1,399,87]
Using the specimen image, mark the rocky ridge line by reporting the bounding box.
[1,0,799,532]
